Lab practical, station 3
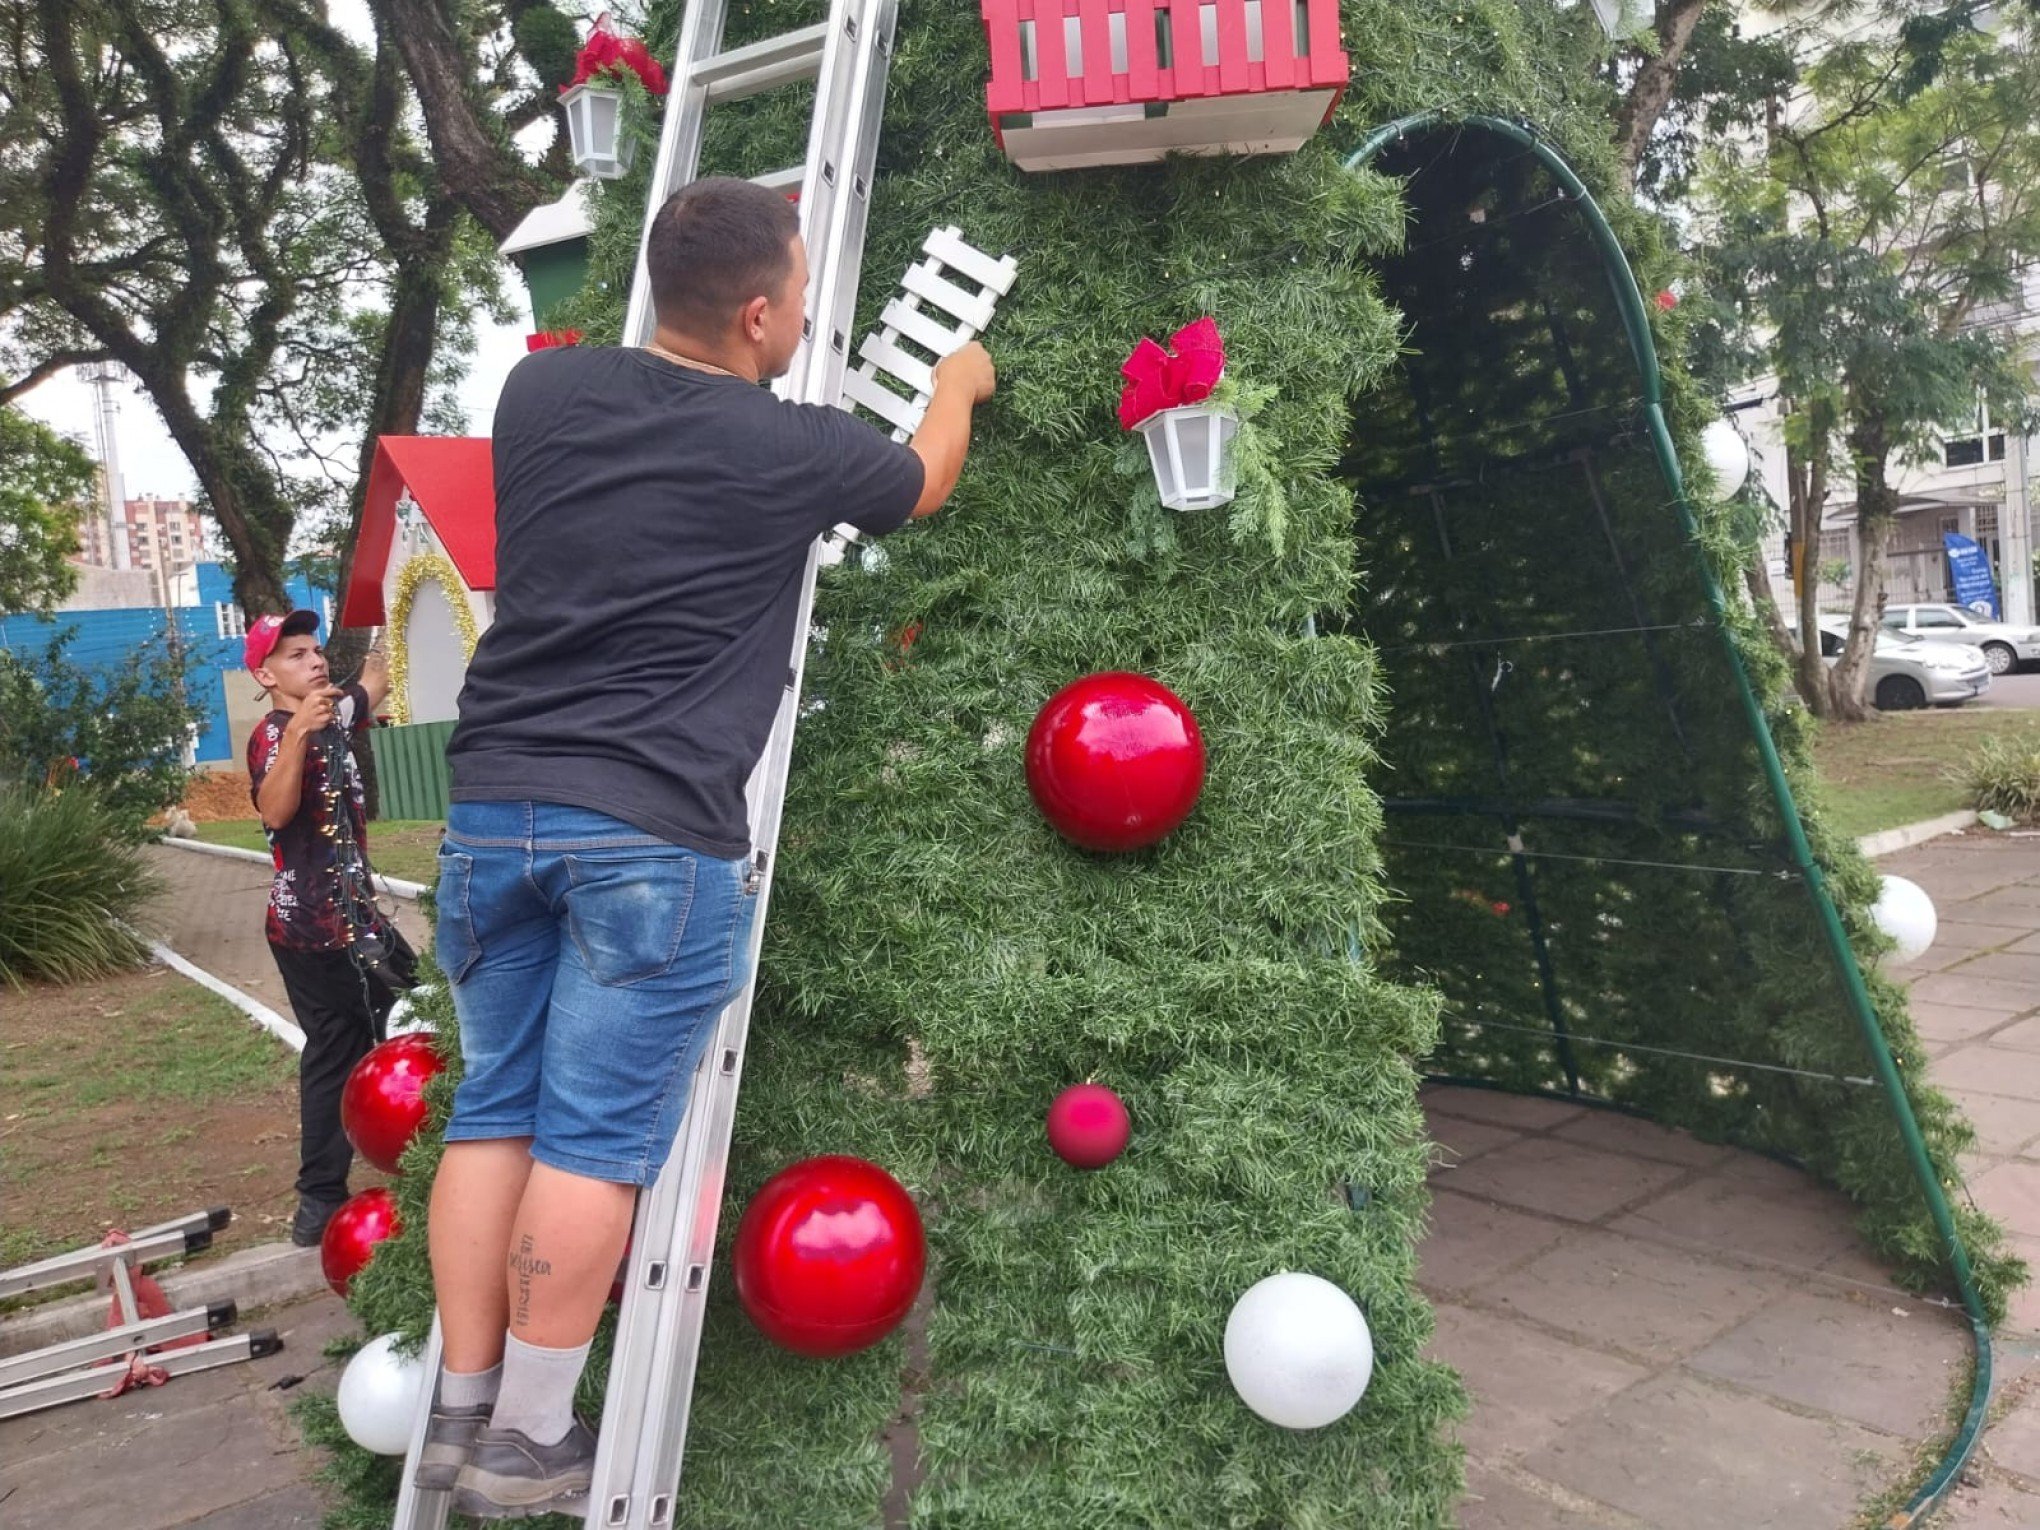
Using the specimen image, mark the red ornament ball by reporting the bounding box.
[1025,672,1205,852]
[321,1187,400,1298]
[1046,1084,1132,1169]
[732,1156,925,1358]
[341,1035,444,1174]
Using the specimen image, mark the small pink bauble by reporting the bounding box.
[1046,1084,1131,1170]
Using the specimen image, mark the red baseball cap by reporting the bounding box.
[245,609,321,674]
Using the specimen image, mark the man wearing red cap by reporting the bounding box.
[244,609,414,1247]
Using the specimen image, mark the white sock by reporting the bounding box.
[438,1362,500,1411]
[489,1331,590,1446]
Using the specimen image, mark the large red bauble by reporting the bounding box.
[1025,672,1205,851]
[341,1035,444,1174]
[1046,1083,1131,1169]
[731,1156,925,1358]
[321,1187,400,1298]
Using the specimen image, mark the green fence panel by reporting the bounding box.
[370,720,455,823]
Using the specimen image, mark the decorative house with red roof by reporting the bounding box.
[343,436,497,728]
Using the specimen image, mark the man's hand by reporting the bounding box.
[934,341,995,404]
[287,685,344,740]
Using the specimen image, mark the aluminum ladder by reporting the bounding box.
[390,0,897,1523]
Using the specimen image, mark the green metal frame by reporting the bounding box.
[1346,111,1992,1524]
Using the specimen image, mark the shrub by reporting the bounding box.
[0,785,161,988]
[1959,730,2040,825]
[0,632,204,838]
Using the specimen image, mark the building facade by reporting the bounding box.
[77,495,207,581]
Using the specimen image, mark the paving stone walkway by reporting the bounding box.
[1887,834,2040,1526]
[0,1287,354,1528]
[138,842,431,1019]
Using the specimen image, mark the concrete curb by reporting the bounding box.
[1856,810,1979,860]
[0,1242,330,1358]
[158,834,427,901]
[148,938,305,1054]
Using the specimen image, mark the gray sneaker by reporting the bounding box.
[451,1420,597,1520]
[411,1401,490,1491]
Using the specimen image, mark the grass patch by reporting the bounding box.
[1805,710,2030,840]
[11,974,295,1113]
[1,967,306,1275]
[190,817,443,885]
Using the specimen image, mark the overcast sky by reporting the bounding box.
[16,0,539,509]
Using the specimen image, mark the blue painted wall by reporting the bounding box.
[0,563,330,765]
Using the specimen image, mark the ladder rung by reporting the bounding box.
[695,24,828,103]
[751,165,805,194]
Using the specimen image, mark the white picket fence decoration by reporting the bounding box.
[823,226,1018,565]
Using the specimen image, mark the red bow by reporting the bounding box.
[527,329,584,351]
[566,13,668,98]
[1118,317,1226,431]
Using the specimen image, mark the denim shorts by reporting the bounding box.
[434,801,760,1185]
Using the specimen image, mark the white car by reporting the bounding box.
[1880,603,2040,676]
[1815,617,1992,709]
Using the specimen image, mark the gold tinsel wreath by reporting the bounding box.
[385,551,479,725]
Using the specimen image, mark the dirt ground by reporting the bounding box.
[0,966,385,1283]
[174,769,260,823]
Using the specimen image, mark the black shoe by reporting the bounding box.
[451,1420,597,1520]
[289,1195,346,1248]
[412,1401,491,1491]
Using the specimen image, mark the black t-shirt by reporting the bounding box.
[448,346,925,857]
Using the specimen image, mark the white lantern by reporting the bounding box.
[1700,419,1752,495]
[336,1332,429,1456]
[1136,404,1239,512]
[1587,0,1657,39]
[561,82,634,181]
[1872,875,1938,964]
[1222,1271,1374,1430]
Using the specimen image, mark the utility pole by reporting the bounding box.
[2005,430,2035,626]
[75,362,132,571]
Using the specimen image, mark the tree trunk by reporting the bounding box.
[144,377,295,615]
[329,210,454,637]
[1829,423,1898,722]
[369,0,556,241]
[1613,0,1709,188]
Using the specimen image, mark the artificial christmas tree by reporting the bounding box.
[308,0,2014,1524]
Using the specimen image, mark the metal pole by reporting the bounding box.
[2000,429,2034,626]
[77,363,133,571]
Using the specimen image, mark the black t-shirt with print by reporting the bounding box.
[446,346,926,858]
[247,683,386,952]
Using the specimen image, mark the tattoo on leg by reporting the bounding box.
[509,1235,552,1328]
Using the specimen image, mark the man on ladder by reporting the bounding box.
[417,177,994,1521]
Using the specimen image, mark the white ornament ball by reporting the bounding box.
[1223,1272,1375,1430]
[1872,875,1938,965]
[336,1331,428,1456]
[1700,419,1752,494]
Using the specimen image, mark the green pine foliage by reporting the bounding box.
[313,1,2014,1524]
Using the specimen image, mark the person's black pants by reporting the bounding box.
[270,941,408,1205]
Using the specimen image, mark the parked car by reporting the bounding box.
[1879,602,2040,676]
[1814,617,1992,709]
